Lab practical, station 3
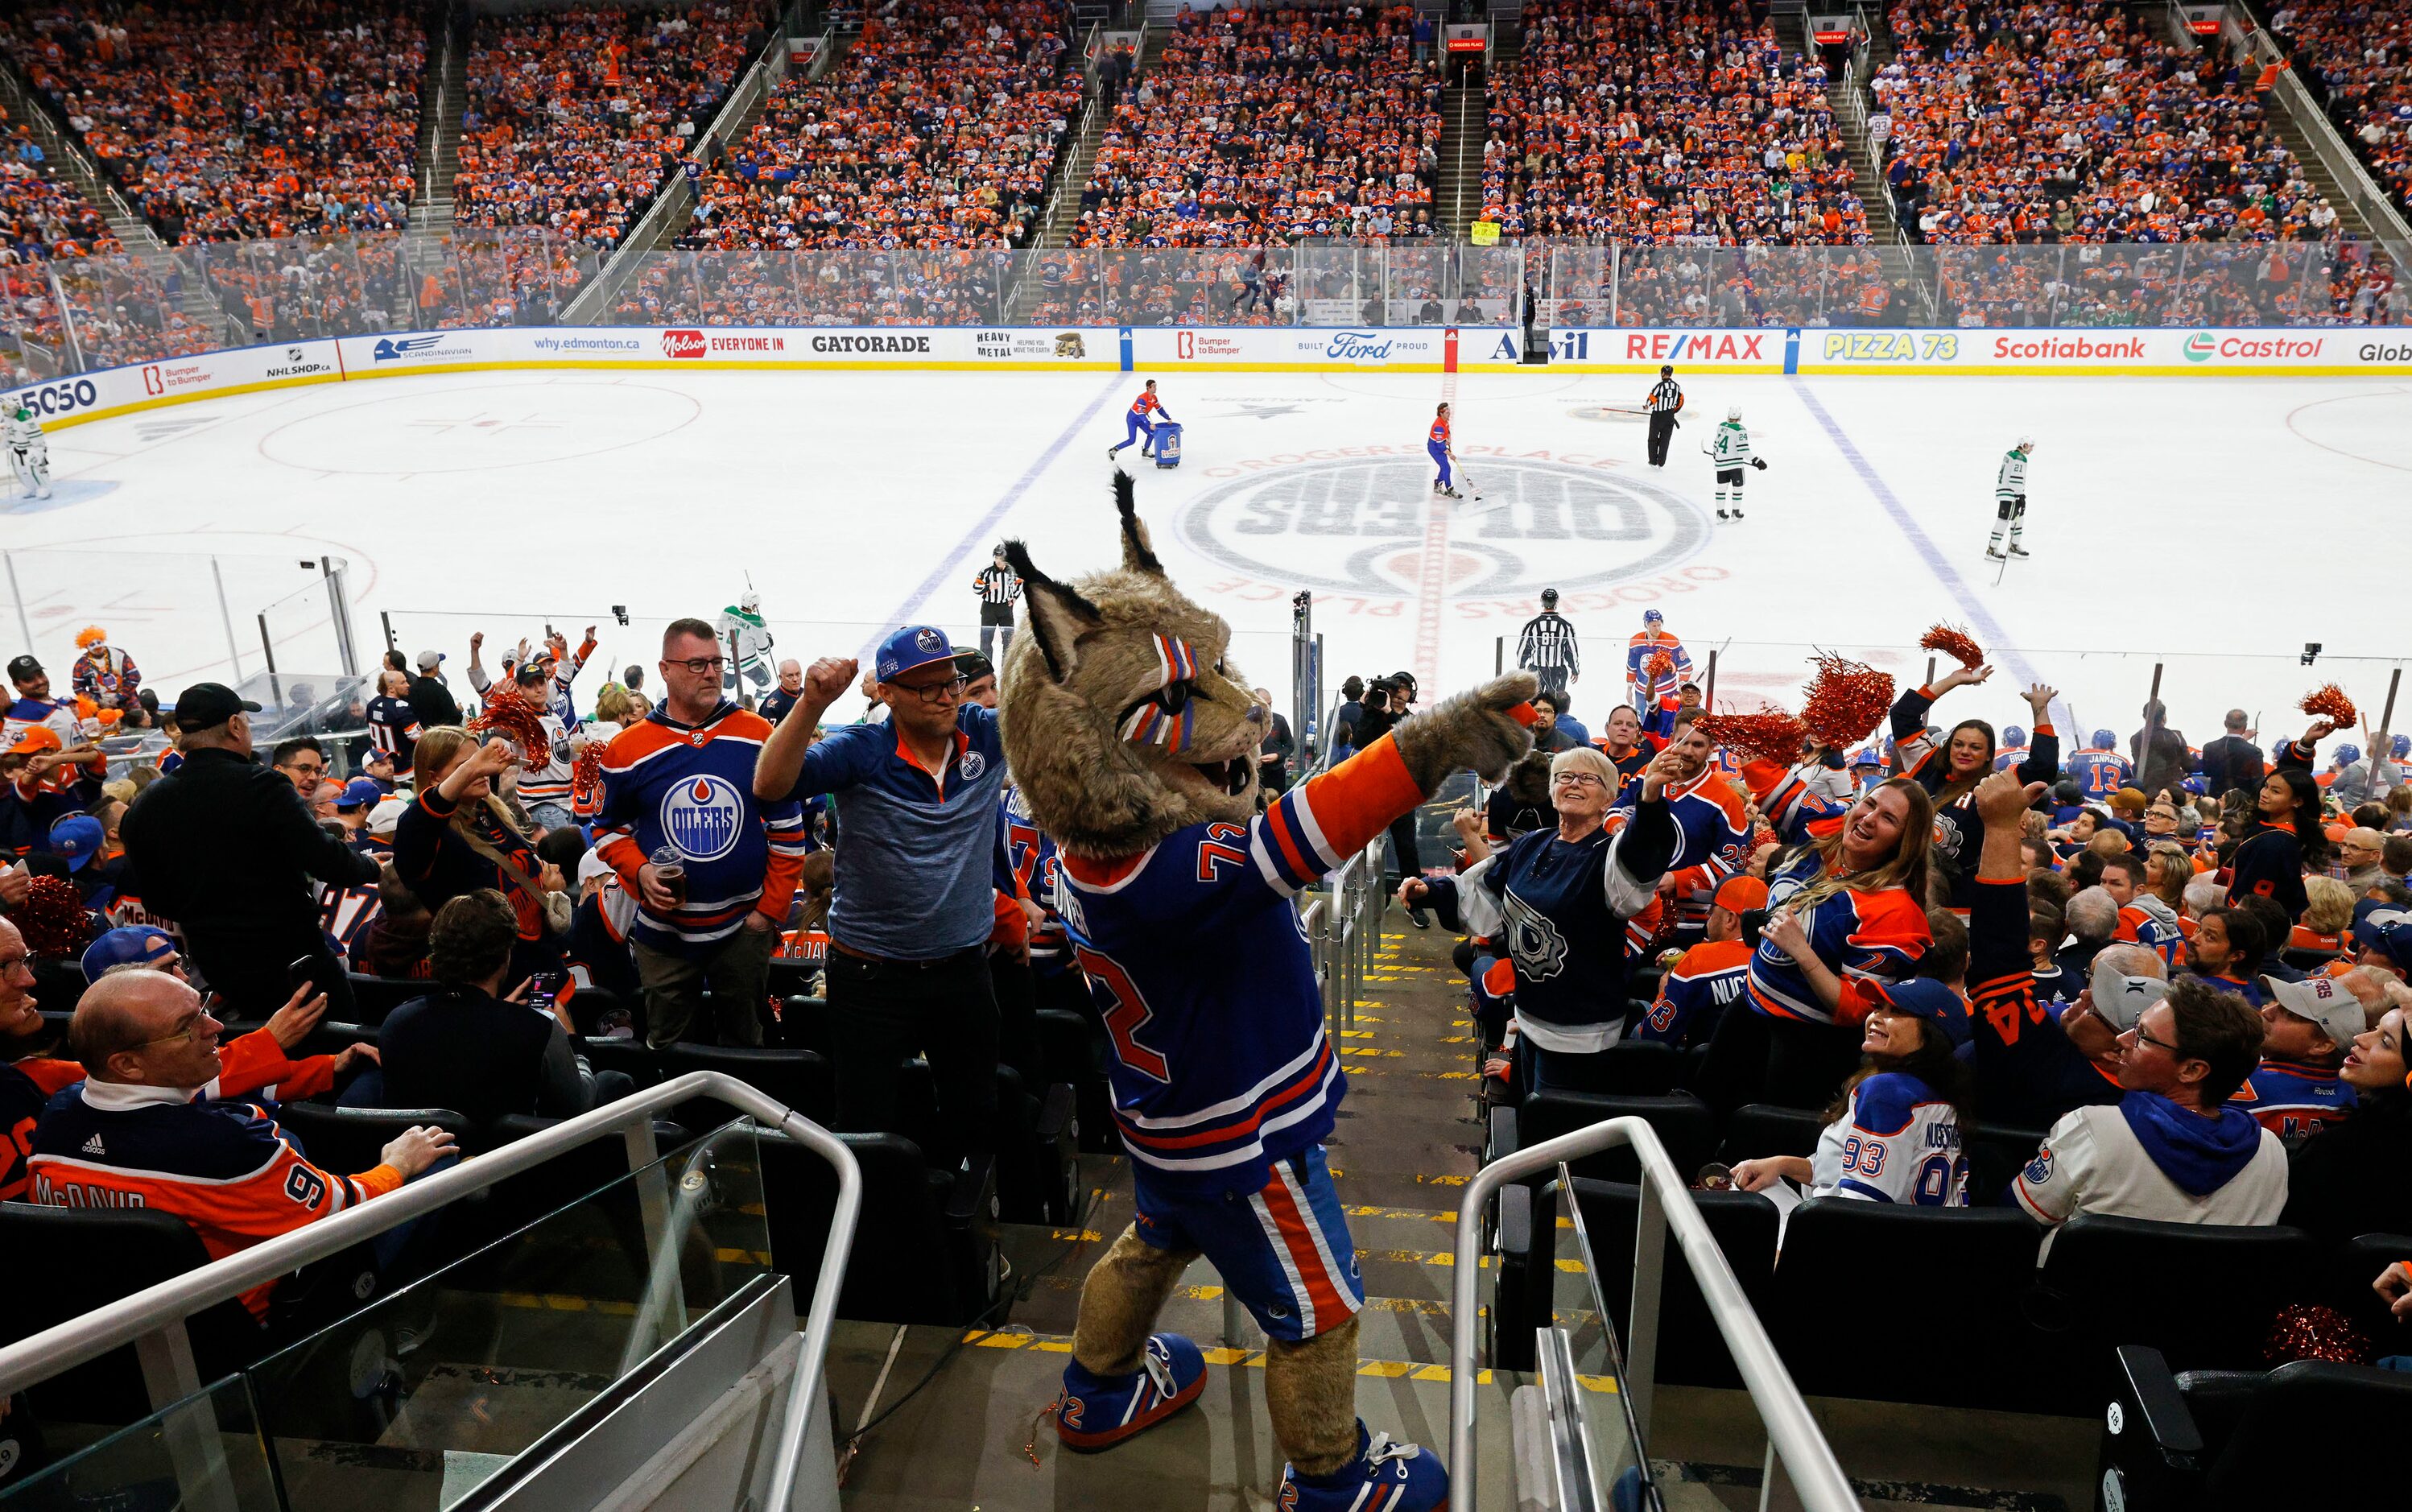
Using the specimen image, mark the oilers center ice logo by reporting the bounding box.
[660,775,745,863]
[1175,457,1706,598]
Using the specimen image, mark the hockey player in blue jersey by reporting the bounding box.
[999,473,1538,1510]
[2066,729,2135,800]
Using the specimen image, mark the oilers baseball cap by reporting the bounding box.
[80,924,179,982]
[368,795,411,838]
[875,625,956,683]
[2360,909,2412,967]
[6,655,41,681]
[1864,977,1972,1050]
[336,776,384,812]
[47,813,103,870]
[2261,973,2368,1050]
[7,725,60,756]
[2088,956,2170,1031]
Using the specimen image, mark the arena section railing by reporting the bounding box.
[1450,1116,1861,1512]
[1304,834,1387,1042]
[0,1072,863,1512]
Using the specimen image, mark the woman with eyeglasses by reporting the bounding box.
[1401,743,1688,1093]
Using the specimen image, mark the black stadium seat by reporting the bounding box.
[1497,1089,1719,1187]
[660,1042,836,1129]
[760,1131,1000,1327]
[0,1206,268,1427]
[578,1035,662,1090]
[2102,1345,2412,1510]
[1716,1102,1825,1164]
[342,971,427,1026]
[2028,1215,2319,1411]
[1493,1176,1778,1378]
[1771,1200,2045,1410]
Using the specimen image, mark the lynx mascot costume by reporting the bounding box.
[1001,474,1537,1510]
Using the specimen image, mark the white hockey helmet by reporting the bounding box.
[1726,405,1742,420]
[2016,435,2034,452]
[740,589,760,613]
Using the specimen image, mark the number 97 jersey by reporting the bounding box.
[1809,1072,1968,1206]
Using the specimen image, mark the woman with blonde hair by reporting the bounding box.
[2289,875,2356,955]
[1697,774,1939,1111]
[2144,841,2194,915]
[394,725,569,980]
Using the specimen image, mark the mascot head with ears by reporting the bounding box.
[998,473,1268,858]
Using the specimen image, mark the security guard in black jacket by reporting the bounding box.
[122,684,378,1019]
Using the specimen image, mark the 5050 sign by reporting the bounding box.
[7,377,98,415]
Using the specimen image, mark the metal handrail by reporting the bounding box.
[1448,1117,1859,1512]
[0,1071,861,1512]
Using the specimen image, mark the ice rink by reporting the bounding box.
[8,363,2409,756]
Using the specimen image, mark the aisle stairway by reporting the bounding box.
[1437,72,1485,239]
[2256,76,2385,241]
[407,5,469,236]
[823,915,1551,1506]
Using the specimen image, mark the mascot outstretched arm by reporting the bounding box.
[1000,471,1534,1510]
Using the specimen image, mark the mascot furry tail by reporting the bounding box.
[1002,471,1536,1508]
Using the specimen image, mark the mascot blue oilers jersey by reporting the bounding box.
[2228,1058,2356,1142]
[1747,847,1929,1025]
[1055,734,1424,1195]
[1808,1072,1968,1205]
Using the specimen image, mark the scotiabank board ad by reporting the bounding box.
[1549,325,2412,375]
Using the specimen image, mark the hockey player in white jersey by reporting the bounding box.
[1986,437,2032,561]
[6,403,50,500]
[1707,405,1767,520]
[717,589,774,692]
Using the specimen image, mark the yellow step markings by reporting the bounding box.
[1051,1229,1108,1243]
[498,1292,640,1316]
[1344,1204,1577,1230]
[957,1330,1613,1391]
[715,1248,775,1265]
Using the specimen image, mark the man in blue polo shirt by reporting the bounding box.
[753,625,1003,1163]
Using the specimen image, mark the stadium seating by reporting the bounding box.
[1873,0,2314,245]
[2102,1344,2412,1510]
[761,1129,1001,1327]
[1486,0,1869,246]
[1072,2,1443,248]
[2265,1,2412,230]
[1,0,427,243]
[455,4,769,253]
[685,0,1078,253]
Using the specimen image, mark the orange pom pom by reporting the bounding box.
[1801,655,1894,749]
[12,874,94,960]
[571,744,605,803]
[1919,623,1985,671]
[1692,706,1809,764]
[1645,651,1675,680]
[470,688,551,757]
[2299,684,2356,727]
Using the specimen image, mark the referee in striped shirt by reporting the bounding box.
[973,545,1022,660]
[1646,366,1683,467]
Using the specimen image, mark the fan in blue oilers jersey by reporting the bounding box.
[998,475,1536,1510]
[1730,977,1974,1206]
[2066,729,2136,801]
[2230,972,2366,1145]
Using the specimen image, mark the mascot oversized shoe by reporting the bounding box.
[1280,1421,1448,1510]
[1054,1333,1206,1452]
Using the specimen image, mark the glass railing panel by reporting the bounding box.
[242,1118,770,1511]
[1552,1167,1654,1511]
[0,1374,277,1510]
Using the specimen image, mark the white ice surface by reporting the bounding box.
[6,366,2406,760]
